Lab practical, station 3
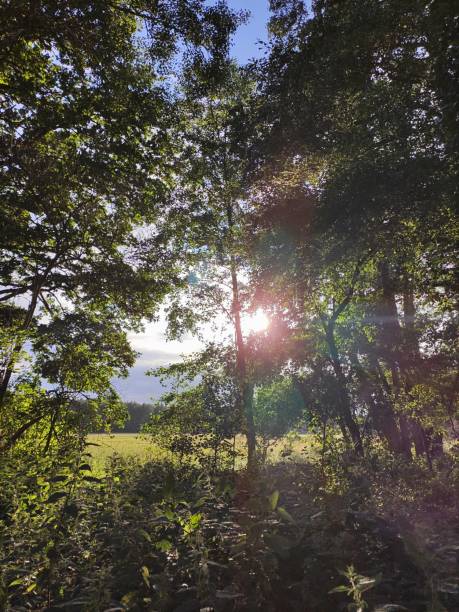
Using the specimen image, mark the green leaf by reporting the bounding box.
[63,503,79,517]
[47,491,67,503]
[268,489,279,511]
[194,496,207,508]
[374,606,409,611]
[82,476,102,483]
[329,585,350,594]
[216,588,244,599]
[156,539,172,552]
[139,529,151,543]
[438,580,459,594]
[356,576,377,592]
[277,506,295,524]
[48,598,90,608]
[207,560,228,569]
[141,565,150,588]
[182,512,202,535]
[310,511,324,520]
[264,533,294,559]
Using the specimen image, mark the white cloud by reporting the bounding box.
[112,297,264,402]
[128,319,200,357]
[112,316,202,402]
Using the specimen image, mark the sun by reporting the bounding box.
[243,309,270,334]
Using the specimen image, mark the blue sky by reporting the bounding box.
[113,2,271,403]
[229,1,270,63]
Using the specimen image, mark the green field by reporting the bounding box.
[87,432,317,473]
[86,433,168,473]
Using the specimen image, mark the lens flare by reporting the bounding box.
[243,309,269,334]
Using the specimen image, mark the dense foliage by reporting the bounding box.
[246,0,458,464]
[0,0,457,610]
[1,449,458,610]
[0,0,241,451]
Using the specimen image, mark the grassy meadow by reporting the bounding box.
[87,433,166,474]
[87,432,318,474]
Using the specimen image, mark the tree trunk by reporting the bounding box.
[226,203,256,470]
[402,275,421,367]
[2,412,45,451]
[231,263,256,469]
[378,261,412,459]
[0,254,59,405]
[243,381,256,469]
[325,324,364,456]
[0,283,41,404]
[356,337,404,453]
[350,351,404,453]
[402,273,444,460]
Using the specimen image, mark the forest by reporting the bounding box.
[0,1,458,610]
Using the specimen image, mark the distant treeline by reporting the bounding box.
[93,402,161,434]
[115,402,159,433]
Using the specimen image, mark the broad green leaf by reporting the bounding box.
[264,533,294,559]
[356,576,377,592]
[216,588,244,599]
[49,476,68,483]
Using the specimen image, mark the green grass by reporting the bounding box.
[86,433,168,474]
[87,432,317,474]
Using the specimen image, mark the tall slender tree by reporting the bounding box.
[154,59,262,467]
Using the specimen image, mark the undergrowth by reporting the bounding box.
[1,442,458,611]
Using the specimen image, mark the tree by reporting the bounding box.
[146,344,241,470]
[246,0,458,458]
[0,0,241,451]
[151,59,263,469]
[115,402,158,433]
